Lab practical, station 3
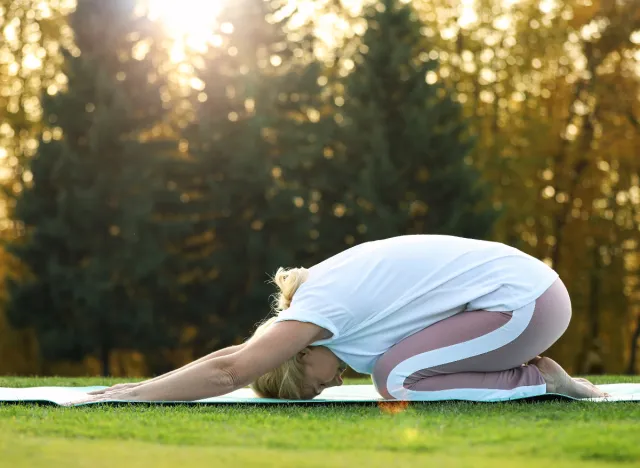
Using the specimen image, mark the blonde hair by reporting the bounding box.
[250,267,309,399]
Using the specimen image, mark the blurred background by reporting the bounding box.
[0,0,638,378]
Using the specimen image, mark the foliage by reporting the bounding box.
[322,0,496,247]
[407,0,640,372]
[5,0,184,375]
[0,0,639,375]
[148,0,327,354]
[0,0,76,374]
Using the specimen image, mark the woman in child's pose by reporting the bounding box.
[83,235,606,403]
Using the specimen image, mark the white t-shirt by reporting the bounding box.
[273,235,559,374]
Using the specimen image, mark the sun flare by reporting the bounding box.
[147,0,224,44]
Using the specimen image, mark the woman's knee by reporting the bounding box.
[372,355,396,399]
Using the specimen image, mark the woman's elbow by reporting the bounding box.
[211,357,245,391]
[222,366,242,389]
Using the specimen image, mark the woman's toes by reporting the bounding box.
[573,378,610,398]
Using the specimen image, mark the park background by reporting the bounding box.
[0,0,639,379]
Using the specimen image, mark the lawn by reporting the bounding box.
[1,376,640,468]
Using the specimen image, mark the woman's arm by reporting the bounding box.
[147,343,246,382]
[74,321,325,403]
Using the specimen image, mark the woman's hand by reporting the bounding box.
[63,387,139,406]
[88,383,141,395]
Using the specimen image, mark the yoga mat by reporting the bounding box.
[1,384,639,406]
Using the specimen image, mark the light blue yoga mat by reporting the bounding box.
[1,384,639,406]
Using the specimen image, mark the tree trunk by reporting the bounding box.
[577,245,604,374]
[100,343,111,377]
[588,246,601,341]
[627,315,640,375]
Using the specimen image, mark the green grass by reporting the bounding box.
[1,376,640,467]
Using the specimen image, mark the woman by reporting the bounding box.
[80,235,606,404]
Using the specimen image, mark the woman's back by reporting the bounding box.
[276,235,558,373]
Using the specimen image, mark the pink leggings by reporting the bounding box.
[372,278,571,401]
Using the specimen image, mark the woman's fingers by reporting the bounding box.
[64,390,131,406]
[88,383,136,395]
[69,386,133,404]
[62,395,105,406]
[87,387,122,395]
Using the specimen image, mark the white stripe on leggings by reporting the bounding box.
[385,300,548,401]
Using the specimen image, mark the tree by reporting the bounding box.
[407,0,640,373]
[162,0,336,354]
[0,0,75,374]
[320,0,496,247]
[6,0,182,376]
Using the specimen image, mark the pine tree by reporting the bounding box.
[321,0,497,245]
[6,0,182,375]
[168,0,335,351]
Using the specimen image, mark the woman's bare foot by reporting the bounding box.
[529,357,607,399]
[527,357,608,396]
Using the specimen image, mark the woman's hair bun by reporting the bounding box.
[273,267,309,311]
